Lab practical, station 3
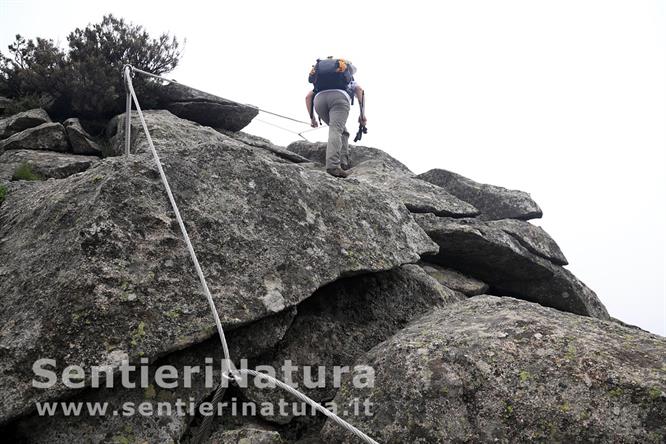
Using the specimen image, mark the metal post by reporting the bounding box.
[123,66,132,157]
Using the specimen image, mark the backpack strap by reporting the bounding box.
[311,59,321,92]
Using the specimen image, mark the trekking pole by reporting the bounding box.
[354,90,367,142]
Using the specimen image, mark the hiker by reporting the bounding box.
[305,57,367,178]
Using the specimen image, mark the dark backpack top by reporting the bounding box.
[308,58,355,102]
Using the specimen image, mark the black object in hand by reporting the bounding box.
[354,124,368,142]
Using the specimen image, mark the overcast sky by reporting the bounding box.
[1,0,664,335]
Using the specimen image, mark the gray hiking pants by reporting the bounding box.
[314,91,350,169]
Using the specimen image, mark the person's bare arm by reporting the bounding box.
[305,90,318,127]
[355,85,367,125]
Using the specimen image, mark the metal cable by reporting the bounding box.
[123,67,380,444]
[129,66,312,126]
[239,369,379,444]
[191,383,226,444]
[125,69,233,373]
[254,117,309,141]
[254,117,326,142]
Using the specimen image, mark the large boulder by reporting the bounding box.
[418,168,543,220]
[416,214,609,319]
[0,110,437,423]
[157,83,258,131]
[0,122,69,153]
[322,296,666,443]
[0,108,51,140]
[64,118,104,156]
[0,149,99,183]
[286,141,480,217]
[243,265,463,424]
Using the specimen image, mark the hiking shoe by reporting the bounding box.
[341,162,352,171]
[326,167,350,178]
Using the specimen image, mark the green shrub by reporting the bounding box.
[12,163,41,181]
[0,14,182,119]
[2,93,51,116]
[0,36,66,95]
[0,184,6,204]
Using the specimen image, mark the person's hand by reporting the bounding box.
[310,116,319,128]
[358,115,367,126]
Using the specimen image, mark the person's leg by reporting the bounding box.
[340,128,350,169]
[324,95,350,170]
[313,93,330,125]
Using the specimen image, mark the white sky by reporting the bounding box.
[1,0,664,335]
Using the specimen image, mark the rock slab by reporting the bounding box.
[322,296,666,443]
[418,168,543,220]
[287,142,480,217]
[0,122,69,153]
[158,83,258,131]
[0,149,98,182]
[0,108,51,140]
[416,214,609,319]
[0,110,437,424]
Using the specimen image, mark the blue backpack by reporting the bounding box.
[308,58,355,103]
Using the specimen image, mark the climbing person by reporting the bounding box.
[305,57,366,178]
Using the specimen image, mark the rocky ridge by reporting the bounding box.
[0,88,663,443]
